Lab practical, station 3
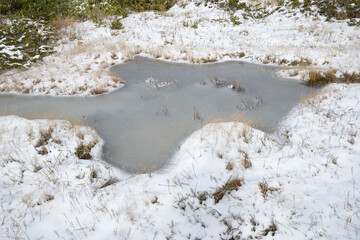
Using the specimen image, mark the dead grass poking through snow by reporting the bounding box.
[241,159,252,169]
[75,141,97,160]
[213,176,243,204]
[305,69,360,87]
[35,127,53,148]
[306,70,336,86]
[90,88,108,95]
[100,177,119,189]
[258,179,280,199]
[262,220,278,236]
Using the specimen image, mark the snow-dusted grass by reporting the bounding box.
[1,1,360,239]
[1,83,359,239]
[0,2,359,95]
[0,18,55,71]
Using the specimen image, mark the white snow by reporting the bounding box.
[1,83,359,239]
[0,1,360,239]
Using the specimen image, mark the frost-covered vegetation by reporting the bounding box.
[0,0,360,239]
[0,18,55,70]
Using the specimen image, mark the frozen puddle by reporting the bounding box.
[0,56,312,172]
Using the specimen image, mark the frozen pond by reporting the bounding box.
[0,56,312,172]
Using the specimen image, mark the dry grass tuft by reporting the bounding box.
[343,72,360,82]
[306,70,359,87]
[90,88,108,95]
[75,141,97,160]
[262,220,278,236]
[226,162,233,170]
[35,127,53,148]
[90,170,98,180]
[306,70,336,87]
[290,58,311,67]
[37,147,48,155]
[193,107,203,121]
[197,192,208,204]
[201,58,217,63]
[43,194,54,202]
[258,180,280,199]
[33,165,43,173]
[151,195,159,204]
[209,74,223,87]
[241,159,252,169]
[306,70,326,86]
[228,80,245,92]
[213,177,243,204]
[100,177,119,189]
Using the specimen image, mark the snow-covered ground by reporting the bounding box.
[0,2,359,95]
[1,83,359,239]
[1,1,360,239]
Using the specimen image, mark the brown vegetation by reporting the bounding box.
[213,177,243,204]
